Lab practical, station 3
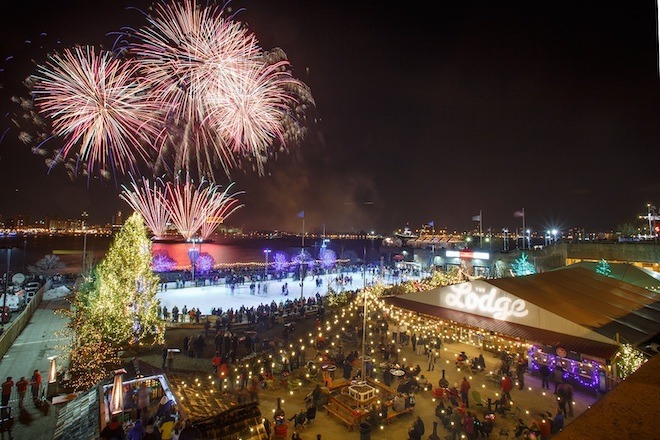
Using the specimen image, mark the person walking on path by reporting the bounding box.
[553,364,564,394]
[460,377,471,408]
[557,380,574,417]
[539,363,550,389]
[516,362,526,390]
[212,352,222,374]
[16,376,29,408]
[501,373,513,402]
[2,377,13,412]
[462,411,476,440]
[31,369,42,401]
[427,349,438,371]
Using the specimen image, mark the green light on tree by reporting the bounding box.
[511,252,536,276]
[595,259,613,277]
[61,212,164,390]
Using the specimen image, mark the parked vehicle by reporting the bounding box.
[25,281,41,292]
[26,289,37,304]
[3,288,26,312]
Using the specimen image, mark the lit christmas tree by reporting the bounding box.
[511,252,536,276]
[61,213,164,390]
[617,343,647,379]
[595,259,613,277]
[91,212,164,347]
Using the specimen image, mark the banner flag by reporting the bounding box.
[297,211,305,218]
[513,210,525,218]
[472,215,481,222]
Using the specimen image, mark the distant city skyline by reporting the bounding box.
[0,206,656,237]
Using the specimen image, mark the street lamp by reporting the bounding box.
[1,247,14,332]
[263,248,271,280]
[47,355,58,399]
[187,238,201,284]
[526,229,531,250]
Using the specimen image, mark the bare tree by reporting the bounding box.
[27,255,66,278]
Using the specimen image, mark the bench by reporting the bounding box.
[367,378,397,396]
[323,402,356,431]
[383,407,413,424]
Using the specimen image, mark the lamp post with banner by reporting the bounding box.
[263,248,271,280]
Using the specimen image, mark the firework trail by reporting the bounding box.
[198,182,244,240]
[163,174,243,241]
[30,46,163,178]
[120,176,171,239]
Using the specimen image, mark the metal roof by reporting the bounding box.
[384,296,620,360]
[485,266,660,346]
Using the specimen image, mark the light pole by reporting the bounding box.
[526,229,531,251]
[552,229,558,245]
[502,228,509,252]
[263,248,271,280]
[2,247,13,332]
[82,225,88,276]
[82,211,89,276]
[187,238,200,285]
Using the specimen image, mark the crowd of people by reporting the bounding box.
[1,369,43,416]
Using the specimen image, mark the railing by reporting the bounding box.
[0,280,51,362]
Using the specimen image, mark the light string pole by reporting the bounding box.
[1,247,12,333]
[361,246,367,382]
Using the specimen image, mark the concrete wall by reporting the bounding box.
[0,280,51,360]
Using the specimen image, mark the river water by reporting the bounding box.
[0,234,384,276]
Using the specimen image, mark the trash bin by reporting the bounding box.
[359,422,371,440]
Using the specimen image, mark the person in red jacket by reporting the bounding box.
[16,376,29,408]
[31,370,42,401]
[501,373,513,401]
[460,377,471,408]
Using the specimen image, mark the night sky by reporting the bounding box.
[0,1,658,234]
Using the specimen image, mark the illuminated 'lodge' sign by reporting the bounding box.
[445,285,529,320]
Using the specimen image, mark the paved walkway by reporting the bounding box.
[0,299,70,440]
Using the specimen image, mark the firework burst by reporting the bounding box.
[163,174,243,241]
[30,46,162,178]
[120,176,170,238]
[125,0,307,178]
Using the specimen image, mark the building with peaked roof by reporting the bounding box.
[383,266,660,392]
[556,261,660,293]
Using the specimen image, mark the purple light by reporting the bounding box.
[320,248,337,269]
[195,252,215,273]
[528,345,600,389]
[152,251,177,272]
[273,252,288,271]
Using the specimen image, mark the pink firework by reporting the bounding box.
[198,182,244,240]
[127,0,303,178]
[30,45,162,177]
[206,60,297,175]
[120,176,170,238]
[163,174,243,241]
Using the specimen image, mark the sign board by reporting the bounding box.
[443,282,529,320]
